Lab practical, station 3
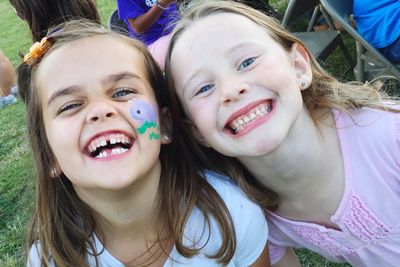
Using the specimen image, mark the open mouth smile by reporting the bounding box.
[225,100,273,135]
[85,132,133,159]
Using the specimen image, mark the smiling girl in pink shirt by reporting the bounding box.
[165,1,400,266]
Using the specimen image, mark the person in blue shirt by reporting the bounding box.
[354,0,400,63]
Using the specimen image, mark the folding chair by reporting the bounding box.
[108,9,130,36]
[282,0,354,77]
[319,0,400,81]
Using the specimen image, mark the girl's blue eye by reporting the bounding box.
[113,88,134,98]
[195,84,214,96]
[238,57,257,71]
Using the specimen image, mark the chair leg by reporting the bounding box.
[356,42,365,81]
[307,6,320,32]
[319,5,335,30]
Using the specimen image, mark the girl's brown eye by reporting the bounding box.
[57,102,82,115]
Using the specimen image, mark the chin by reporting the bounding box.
[251,139,282,156]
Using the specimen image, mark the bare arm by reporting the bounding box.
[273,248,301,267]
[128,0,175,34]
[249,242,271,267]
[0,50,15,96]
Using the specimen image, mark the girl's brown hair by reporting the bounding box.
[9,0,100,42]
[18,21,236,266]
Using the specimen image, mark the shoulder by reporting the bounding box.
[173,171,268,266]
[201,170,269,265]
[333,106,400,182]
[202,170,257,209]
[27,237,124,267]
[27,243,52,267]
[334,106,400,135]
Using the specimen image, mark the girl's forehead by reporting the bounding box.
[173,12,275,56]
[35,35,148,98]
[193,12,263,32]
[37,35,144,77]
[177,12,273,47]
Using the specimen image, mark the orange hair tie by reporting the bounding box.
[24,37,53,65]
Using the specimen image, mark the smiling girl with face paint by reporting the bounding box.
[17,21,271,267]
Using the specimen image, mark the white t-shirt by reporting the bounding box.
[28,171,268,266]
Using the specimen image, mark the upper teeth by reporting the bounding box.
[229,103,272,132]
[88,133,131,153]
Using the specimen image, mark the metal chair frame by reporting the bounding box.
[319,0,400,81]
[108,9,130,36]
[282,0,355,78]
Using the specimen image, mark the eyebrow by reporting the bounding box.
[226,43,248,55]
[182,67,208,98]
[47,86,81,105]
[106,72,142,85]
[225,42,261,56]
[47,71,142,105]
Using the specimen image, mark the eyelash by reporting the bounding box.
[238,57,257,71]
[192,56,258,98]
[57,88,136,115]
[194,84,215,96]
[112,87,136,98]
[57,102,82,115]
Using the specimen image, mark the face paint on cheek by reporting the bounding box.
[129,99,160,140]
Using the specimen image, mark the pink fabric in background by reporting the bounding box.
[148,32,172,69]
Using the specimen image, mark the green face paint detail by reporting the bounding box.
[137,121,160,134]
[149,132,160,140]
[129,100,161,140]
[137,121,161,140]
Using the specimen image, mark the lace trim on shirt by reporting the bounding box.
[340,193,390,241]
[292,225,353,256]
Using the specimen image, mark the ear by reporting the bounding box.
[182,118,210,147]
[160,107,172,144]
[290,43,313,90]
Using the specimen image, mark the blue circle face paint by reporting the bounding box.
[129,99,160,140]
[130,99,157,123]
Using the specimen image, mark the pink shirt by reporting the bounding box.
[267,107,400,267]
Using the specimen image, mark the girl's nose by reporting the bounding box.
[86,101,117,123]
[220,79,249,105]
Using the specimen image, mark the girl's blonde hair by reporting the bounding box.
[166,0,399,123]
[18,20,237,266]
[164,0,399,211]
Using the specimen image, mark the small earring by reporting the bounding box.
[49,166,62,178]
[162,134,170,142]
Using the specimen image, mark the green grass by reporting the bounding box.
[0,101,34,267]
[0,0,115,265]
[0,0,375,266]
